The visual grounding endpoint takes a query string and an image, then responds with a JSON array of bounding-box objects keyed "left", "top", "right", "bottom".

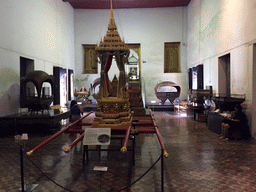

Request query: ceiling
[{"left": 63, "top": 0, "right": 192, "bottom": 9}]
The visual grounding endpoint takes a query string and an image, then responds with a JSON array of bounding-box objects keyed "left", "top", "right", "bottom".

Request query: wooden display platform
[
  {"left": 0, "top": 110, "right": 71, "bottom": 127},
  {"left": 147, "top": 104, "right": 174, "bottom": 111}
]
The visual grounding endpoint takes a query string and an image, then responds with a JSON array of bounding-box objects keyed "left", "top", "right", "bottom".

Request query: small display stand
[
  {"left": 83, "top": 128, "right": 111, "bottom": 146},
  {"left": 82, "top": 128, "right": 111, "bottom": 192},
  {"left": 82, "top": 128, "right": 111, "bottom": 165}
]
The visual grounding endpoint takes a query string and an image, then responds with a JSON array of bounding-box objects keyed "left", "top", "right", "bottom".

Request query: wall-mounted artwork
[
  {"left": 60, "top": 69, "right": 67, "bottom": 107},
  {"left": 164, "top": 42, "right": 180, "bottom": 73},
  {"left": 192, "top": 66, "right": 198, "bottom": 90},
  {"left": 83, "top": 44, "right": 98, "bottom": 74}
]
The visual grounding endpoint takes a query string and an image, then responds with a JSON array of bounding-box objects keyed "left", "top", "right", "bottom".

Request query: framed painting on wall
[
  {"left": 164, "top": 42, "right": 181, "bottom": 73},
  {"left": 82, "top": 44, "right": 98, "bottom": 74}
]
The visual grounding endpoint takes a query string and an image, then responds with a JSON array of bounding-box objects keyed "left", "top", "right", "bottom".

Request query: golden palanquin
[{"left": 92, "top": 1, "right": 131, "bottom": 128}]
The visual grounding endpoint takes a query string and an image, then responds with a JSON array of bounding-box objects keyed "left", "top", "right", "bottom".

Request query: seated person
[
  {"left": 70, "top": 100, "right": 83, "bottom": 129},
  {"left": 204, "top": 95, "right": 216, "bottom": 112},
  {"left": 219, "top": 104, "right": 250, "bottom": 140}
]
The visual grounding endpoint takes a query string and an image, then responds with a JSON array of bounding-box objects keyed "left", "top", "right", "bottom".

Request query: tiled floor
[{"left": 1, "top": 111, "right": 256, "bottom": 192}]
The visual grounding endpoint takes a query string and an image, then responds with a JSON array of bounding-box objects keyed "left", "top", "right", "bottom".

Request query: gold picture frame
[
  {"left": 164, "top": 42, "right": 181, "bottom": 73},
  {"left": 82, "top": 44, "right": 98, "bottom": 74}
]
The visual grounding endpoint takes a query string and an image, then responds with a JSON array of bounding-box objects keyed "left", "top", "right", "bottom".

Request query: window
[{"left": 164, "top": 42, "right": 180, "bottom": 73}]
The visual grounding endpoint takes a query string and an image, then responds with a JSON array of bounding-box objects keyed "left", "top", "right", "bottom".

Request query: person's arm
[
  {"left": 231, "top": 118, "right": 239, "bottom": 122},
  {"left": 78, "top": 105, "right": 83, "bottom": 115},
  {"left": 231, "top": 111, "right": 246, "bottom": 122},
  {"left": 231, "top": 114, "right": 239, "bottom": 121}
]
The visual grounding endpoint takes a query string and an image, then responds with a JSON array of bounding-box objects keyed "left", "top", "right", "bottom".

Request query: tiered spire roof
[{"left": 96, "top": 0, "right": 129, "bottom": 52}]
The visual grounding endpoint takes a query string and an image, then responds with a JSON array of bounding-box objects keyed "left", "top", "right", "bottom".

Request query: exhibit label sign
[{"left": 83, "top": 128, "right": 111, "bottom": 145}]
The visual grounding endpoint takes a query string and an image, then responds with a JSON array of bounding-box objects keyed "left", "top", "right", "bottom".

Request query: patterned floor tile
[{"left": 1, "top": 112, "right": 256, "bottom": 191}]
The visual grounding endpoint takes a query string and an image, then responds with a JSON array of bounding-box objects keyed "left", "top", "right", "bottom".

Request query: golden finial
[
  {"left": 120, "top": 146, "right": 127, "bottom": 153},
  {"left": 26, "top": 150, "right": 33, "bottom": 156},
  {"left": 164, "top": 151, "right": 169, "bottom": 158},
  {"left": 108, "top": 0, "right": 117, "bottom": 31},
  {"left": 64, "top": 146, "right": 71, "bottom": 153}
]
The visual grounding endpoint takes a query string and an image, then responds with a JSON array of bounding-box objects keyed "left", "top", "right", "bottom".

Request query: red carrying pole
[
  {"left": 120, "top": 124, "right": 132, "bottom": 153},
  {"left": 26, "top": 111, "right": 93, "bottom": 156},
  {"left": 149, "top": 110, "right": 169, "bottom": 158},
  {"left": 120, "top": 111, "right": 134, "bottom": 153},
  {"left": 64, "top": 129, "right": 84, "bottom": 134},
  {"left": 78, "top": 122, "right": 92, "bottom": 126},
  {"left": 132, "top": 122, "right": 153, "bottom": 126},
  {"left": 64, "top": 133, "right": 85, "bottom": 153}
]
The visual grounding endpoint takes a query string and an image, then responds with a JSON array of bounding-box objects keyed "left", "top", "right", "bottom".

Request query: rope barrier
[
  {"left": 21, "top": 111, "right": 167, "bottom": 191},
  {"left": 24, "top": 148, "right": 73, "bottom": 192},
  {"left": 117, "top": 154, "right": 162, "bottom": 191},
  {"left": 24, "top": 146, "right": 162, "bottom": 192}
]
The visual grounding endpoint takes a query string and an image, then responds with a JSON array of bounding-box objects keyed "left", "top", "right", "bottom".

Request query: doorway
[
  {"left": 53, "top": 66, "right": 68, "bottom": 108},
  {"left": 218, "top": 53, "right": 230, "bottom": 96},
  {"left": 20, "top": 57, "right": 34, "bottom": 107},
  {"left": 68, "top": 69, "right": 74, "bottom": 101}
]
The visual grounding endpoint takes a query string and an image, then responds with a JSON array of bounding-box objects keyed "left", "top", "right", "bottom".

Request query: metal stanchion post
[
  {"left": 161, "top": 148, "right": 164, "bottom": 192},
  {"left": 98, "top": 145, "right": 101, "bottom": 160},
  {"left": 132, "top": 135, "right": 135, "bottom": 165},
  {"left": 132, "top": 120, "right": 139, "bottom": 165},
  {"left": 82, "top": 145, "right": 89, "bottom": 166},
  {"left": 20, "top": 145, "right": 25, "bottom": 192},
  {"left": 15, "top": 118, "right": 17, "bottom": 135},
  {"left": 82, "top": 145, "right": 86, "bottom": 166},
  {"left": 19, "top": 134, "right": 38, "bottom": 191},
  {"left": 86, "top": 145, "right": 89, "bottom": 164}
]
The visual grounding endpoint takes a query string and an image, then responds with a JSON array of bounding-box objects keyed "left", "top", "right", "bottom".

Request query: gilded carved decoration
[{"left": 164, "top": 43, "right": 181, "bottom": 73}]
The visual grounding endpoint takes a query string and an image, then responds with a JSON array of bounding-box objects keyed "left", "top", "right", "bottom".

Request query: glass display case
[
  {"left": 212, "top": 93, "right": 246, "bottom": 112},
  {"left": 127, "top": 54, "right": 139, "bottom": 80}
]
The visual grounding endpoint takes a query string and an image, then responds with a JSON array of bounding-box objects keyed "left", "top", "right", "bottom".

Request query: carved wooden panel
[
  {"left": 164, "top": 42, "right": 181, "bottom": 73},
  {"left": 83, "top": 44, "right": 98, "bottom": 74}
]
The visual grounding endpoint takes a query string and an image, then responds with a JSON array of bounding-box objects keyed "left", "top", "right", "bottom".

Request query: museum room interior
[{"left": 1, "top": 0, "right": 256, "bottom": 191}]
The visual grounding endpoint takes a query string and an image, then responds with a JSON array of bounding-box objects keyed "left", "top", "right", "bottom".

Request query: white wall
[
  {"left": 187, "top": 0, "right": 256, "bottom": 136},
  {"left": 252, "top": 44, "right": 256, "bottom": 138},
  {"left": 74, "top": 7, "right": 188, "bottom": 104},
  {"left": 0, "top": 0, "right": 74, "bottom": 116}
]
